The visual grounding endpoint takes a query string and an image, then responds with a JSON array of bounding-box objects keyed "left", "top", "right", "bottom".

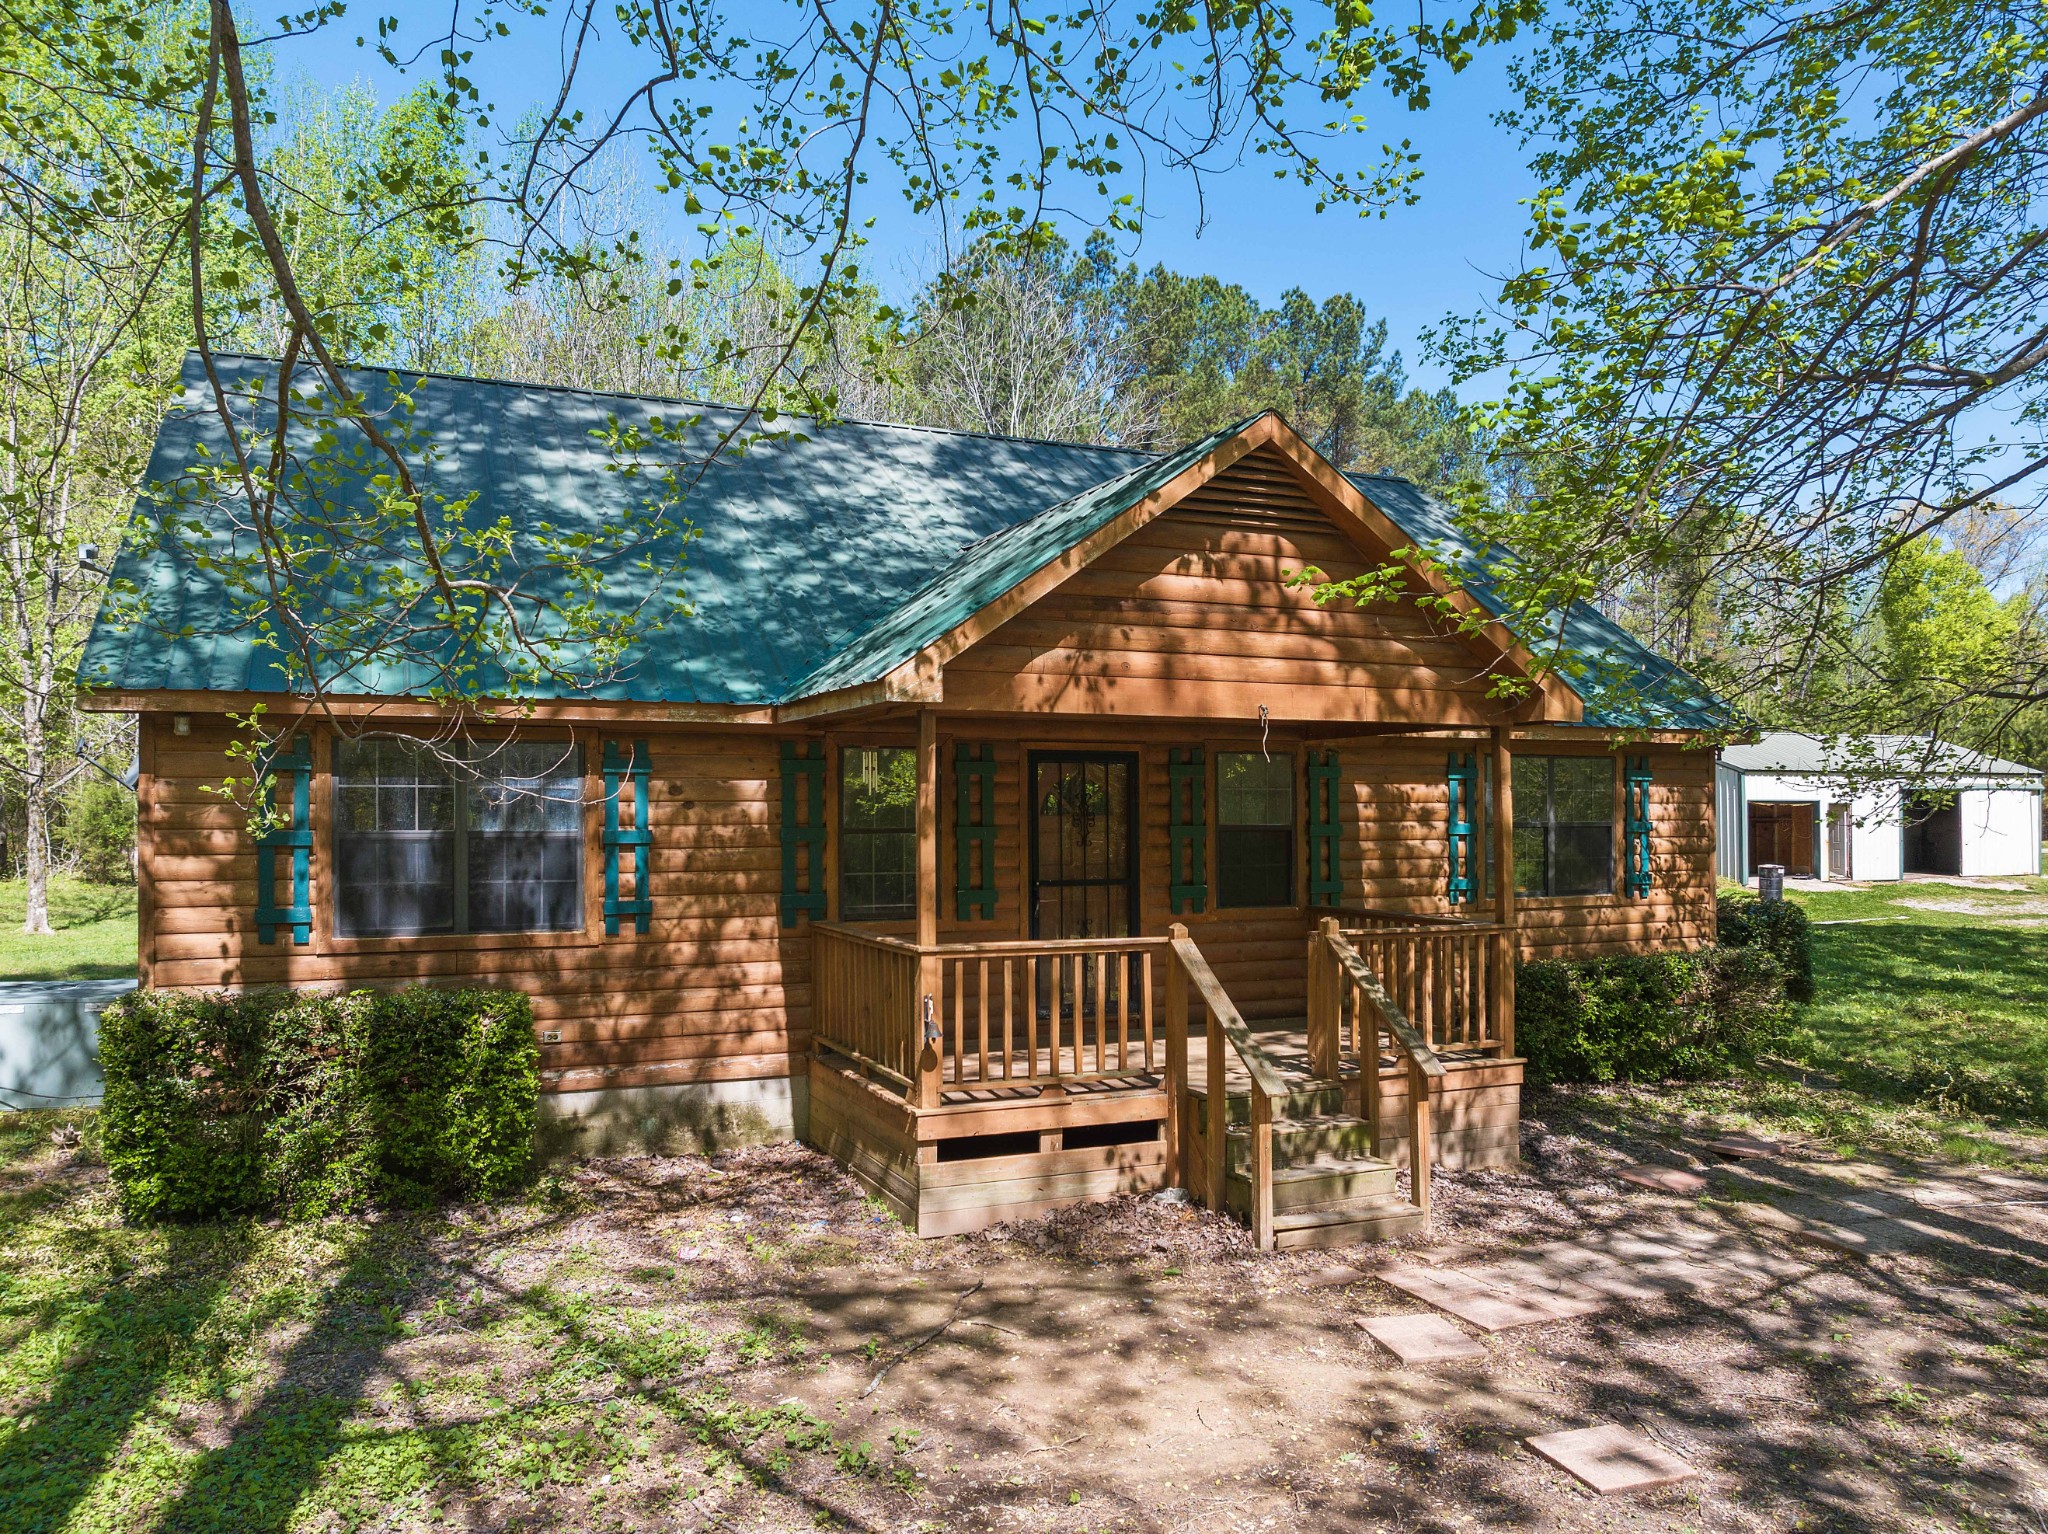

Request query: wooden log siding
[
  {"left": 134, "top": 709, "right": 1713, "bottom": 1096},
  {"left": 944, "top": 447, "right": 1518, "bottom": 724},
  {"left": 1335, "top": 739, "right": 1716, "bottom": 963},
  {"left": 138, "top": 715, "right": 816, "bottom": 1093}
]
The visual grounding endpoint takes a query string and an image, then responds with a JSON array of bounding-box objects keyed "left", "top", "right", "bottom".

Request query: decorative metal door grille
[{"left": 1028, "top": 752, "right": 1140, "bottom": 1033}]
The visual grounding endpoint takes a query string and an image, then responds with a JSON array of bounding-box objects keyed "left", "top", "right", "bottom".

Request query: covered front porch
[
  {"left": 806, "top": 904, "right": 1521, "bottom": 1243},
  {"left": 797, "top": 705, "right": 1529, "bottom": 1246}
]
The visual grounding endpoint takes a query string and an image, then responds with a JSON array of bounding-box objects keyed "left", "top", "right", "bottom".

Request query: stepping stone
[
  {"left": 1901, "top": 1183, "right": 1981, "bottom": 1208},
  {"left": 1381, "top": 1265, "right": 1606, "bottom": 1332},
  {"left": 1356, "top": 1312, "right": 1487, "bottom": 1364},
  {"left": 1620, "top": 1166, "right": 1708, "bottom": 1195},
  {"left": 1705, "top": 1134, "right": 1780, "bottom": 1161},
  {"left": 1525, "top": 1424, "right": 1698, "bottom": 1495},
  {"left": 1789, "top": 1218, "right": 1917, "bottom": 1261}
]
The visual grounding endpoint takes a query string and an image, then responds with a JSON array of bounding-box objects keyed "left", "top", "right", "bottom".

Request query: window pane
[
  {"left": 1217, "top": 826, "right": 1293, "bottom": 908},
  {"left": 334, "top": 737, "right": 456, "bottom": 936},
  {"left": 1551, "top": 757, "right": 1614, "bottom": 822},
  {"left": 1504, "top": 755, "right": 1615, "bottom": 895},
  {"left": 1511, "top": 756, "right": 1547, "bottom": 826},
  {"left": 466, "top": 742, "right": 584, "bottom": 934},
  {"left": 1218, "top": 752, "right": 1293, "bottom": 826},
  {"left": 1552, "top": 823, "right": 1613, "bottom": 896},
  {"left": 842, "top": 748, "right": 916, "bottom": 830},
  {"left": 841, "top": 747, "right": 917, "bottom": 919},
  {"left": 1512, "top": 824, "right": 1548, "bottom": 897}
]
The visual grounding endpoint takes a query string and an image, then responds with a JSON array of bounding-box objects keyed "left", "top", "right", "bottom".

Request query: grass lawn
[
  {"left": 0, "top": 876, "right": 138, "bottom": 982},
  {"left": 1778, "top": 872, "right": 2048, "bottom": 1128}
]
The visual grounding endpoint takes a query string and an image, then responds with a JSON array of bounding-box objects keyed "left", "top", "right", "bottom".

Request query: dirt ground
[{"left": 7, "top": 1090, "right": 2048, "bottom": 1534}]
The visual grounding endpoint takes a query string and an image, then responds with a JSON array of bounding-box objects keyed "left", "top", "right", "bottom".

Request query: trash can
[{"left": 1758, "top": 863, "right": 1785, "bottom": 903}]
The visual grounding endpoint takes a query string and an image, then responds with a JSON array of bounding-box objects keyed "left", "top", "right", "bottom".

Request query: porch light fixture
[{"left": 172, "top": 714, "right": 191, "bottom": 737}]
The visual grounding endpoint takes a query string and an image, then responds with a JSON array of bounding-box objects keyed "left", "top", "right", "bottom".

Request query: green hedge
[
  {"left": 1715, "top": 891, "right": 1814, "bottom": 1002},
  {"left": 1515, "top": 946, "right": 1794, "bottom": 1087},
  {"left": 99, "top": 985, "right": 539, "bottom": 1222}
]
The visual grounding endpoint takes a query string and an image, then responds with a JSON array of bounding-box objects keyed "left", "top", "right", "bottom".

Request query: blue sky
[{"left": 273, "top": 10, "right": 1539, "bottom": 395}]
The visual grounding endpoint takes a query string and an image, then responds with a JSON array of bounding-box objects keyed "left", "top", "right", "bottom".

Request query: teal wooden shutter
[
  {"left": 954, "top": 744, "right": 996, "bottom": 920},
  {"left": 602, "top": 739, "right": 653, "bottom": 936},
  {"left": 1167, "top": 747, "right": 1207, "bottom": 915},
  {"left": 1307, "top": 749, "right": 1342, "bottom": 907},
  {"left": 255, "top": 733, "right": 313, "bottom": 945},
  {"left": 780, "top": 740, "right": 827, "bottom": 927},
  {"left": 1447, "top": 751, "right": 1479, "bottom": 906},
  {"left": 1625, "top": 755, "right": 1654, "bottom": 897}
]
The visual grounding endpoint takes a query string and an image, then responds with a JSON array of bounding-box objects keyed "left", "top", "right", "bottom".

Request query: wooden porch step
[
  {"left": 1270, "top": 1195, "right": 1427, "bottom": 1250},
  {"left": 1224, "top": 1113, "right": 1376, "bottom": 1173},
  {"left": 1189, "top": 1079, "right": 1347, "bottom": 1125},
  {"left": 1224, "top": 1149, "right": 1400, "bottom": 1217}
]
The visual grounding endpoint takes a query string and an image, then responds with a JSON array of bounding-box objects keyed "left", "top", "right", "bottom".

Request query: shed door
[
  {"left": 1028, "top": 752, "right": 1138, "bottom": 938},
  {"left": 1827, "top": 805, "right": 1852, "bottom": 879}
]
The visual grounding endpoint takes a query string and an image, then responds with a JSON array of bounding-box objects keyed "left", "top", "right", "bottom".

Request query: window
[
  {"left": 840, "top": 747, "right": 916, "bottom": 920},
  {"left": 1216, "top": 751, "right": 1294, "bottom": 907},
  {"left": 1512, "top": 755, "right": 1615, "bottom": 896},
  {"left": 334, "top": 738, "right": 584, "bottom": 937}
]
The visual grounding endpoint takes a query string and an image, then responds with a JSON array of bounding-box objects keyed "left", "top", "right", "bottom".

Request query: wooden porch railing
[
  {"left": 1319, "top": 909, "right": 1514, "bottom": 1057},
  {"left": 1308, "top": 925, "right": 1447, "bottom": 1216},
  {"left": 811, "top": 924, "right": 925, "bottom": 1091},
  {"left": 811, "top": 924, "right": 1171, "bottom": 1107},
  {"left": 1166, "top": 922, "right": 1286, "bottom": 1250},
  {"left": 932, "top": 936, "right": 1169, "bottom": 1089}
]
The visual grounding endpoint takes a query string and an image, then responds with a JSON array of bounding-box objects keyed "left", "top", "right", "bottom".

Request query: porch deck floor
[{"left": 934, "top": 1023, "right": 1499, "bottom": 1106}]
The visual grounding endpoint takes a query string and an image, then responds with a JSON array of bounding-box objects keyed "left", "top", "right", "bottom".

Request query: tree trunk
[{"left": 21, "top": 729, "right": 52, "bottom": 935}]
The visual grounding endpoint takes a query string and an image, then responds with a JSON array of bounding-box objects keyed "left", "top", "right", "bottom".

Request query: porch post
[
  {"left": 913, "top": 709, "right": 944, "bottom": 1108},
  {"left": 1164, "top": 923, "right": 1190, "bottom": 1188},
  {"left": 1306, "top": 915, "right": 1342, "bottom": 1081},
  {"left": 1491, "top": 725, "right": 1517, "bottom": 1058}
]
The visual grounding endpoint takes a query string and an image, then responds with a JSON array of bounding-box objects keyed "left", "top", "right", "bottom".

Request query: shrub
[
  {"left": 98, "top": 989, "right": 274, "bottom": 1220},
  {"left": 1515, "top": 945, "right": 1794, "bottom": 1087},
  {"left": 1716, "top": 890, "right": 1814, "bottom": 1002},
  {"left": 58, "top": 778, "right": 136, "bottom": 883},
  {"left": 98, "top": 985, "right": 538, "bottom": 1222}
]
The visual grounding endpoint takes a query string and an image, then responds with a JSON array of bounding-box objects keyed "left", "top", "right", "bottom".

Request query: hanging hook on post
[{"left": 1258, "top": 702, "right": 1271, "bottom": 762}]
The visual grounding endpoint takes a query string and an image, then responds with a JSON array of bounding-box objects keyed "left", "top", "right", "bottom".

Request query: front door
[{"left": 1028, "top": 752, "right": 1138, "bottom": 938}]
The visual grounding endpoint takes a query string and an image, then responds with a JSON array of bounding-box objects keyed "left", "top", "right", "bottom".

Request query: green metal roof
[
  {"left": 784, "top": 414, "right": 1257, "bottom": 699},
  {"left": 1345, "top": 473, "right": 1735, "bottom": 732},
  {"left": 81, "top": 353, "right": 1728, "bottom": 730}
]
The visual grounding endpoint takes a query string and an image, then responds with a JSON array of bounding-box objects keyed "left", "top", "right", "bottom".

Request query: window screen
[
  {"left": 334, "top": 737, "right": 584, "bottom": 937},
  {"left": 335, "top": 738, "right": 456, "bottom": 937},
  {"left": 1512, "top": 755, "right": 1615, "bottom": 896},
  {"left": 840, "top": 747, "right": 916, "bottom": 920},
  {"left": 467, "top": 743, "right": 585, "bottom": 933},
  {"left": 1216, "top": 752, "right": 1294, "bottom": 908}
]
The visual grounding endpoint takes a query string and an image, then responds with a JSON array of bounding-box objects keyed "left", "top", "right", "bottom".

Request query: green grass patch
[
  {"left": 1780, "top": 877, "right": 2048, "bottom": 1124},
  {"left": 0, "top": 877, "right": 137, "bottom": 982},
  {"left": 0, "top": 1109, "right": 907, "bottom": 1534}
]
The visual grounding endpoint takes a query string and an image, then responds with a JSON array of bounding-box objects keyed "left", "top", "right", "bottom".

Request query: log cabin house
[{"left": 82, "top": 355, "right": 1728, "bottom": 1249}]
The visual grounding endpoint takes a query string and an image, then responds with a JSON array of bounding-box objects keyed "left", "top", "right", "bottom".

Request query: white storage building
[{"left": 1716, "top": 732, "right": 2044, "bottom": 883}]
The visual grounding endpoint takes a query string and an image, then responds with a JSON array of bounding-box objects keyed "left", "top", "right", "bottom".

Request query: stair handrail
[
  {"left": 1165, "top": 923, "right": 1285, "bottom": 1250},
  {"left": 1324, "top": 932, "right": 1446, "bottom": 1219}
]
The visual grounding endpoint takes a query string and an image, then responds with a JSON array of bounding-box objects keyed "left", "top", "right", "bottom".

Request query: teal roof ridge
[{"left": 783, "top": 413, "right": 1265, "bottom": 700}]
